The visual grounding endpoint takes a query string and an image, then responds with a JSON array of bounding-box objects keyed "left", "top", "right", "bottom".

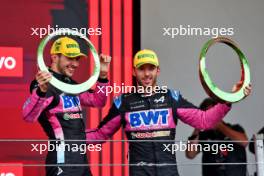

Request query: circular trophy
[
  {"left": 37, "top": 29, "right": 100, "bottom": 94},
  {"left": 199, "top": 37, "right": 250, "bottom": 103}
]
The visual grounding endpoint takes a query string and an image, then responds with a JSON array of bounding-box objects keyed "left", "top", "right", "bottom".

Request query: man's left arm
[
  {"left": 79, "top": 79, "right": 109, "bottom": 107},
  {"left": 79, "top": 54, "right": 111, "bottom": 107},
  {"left": 177, "top": 82, "right": 251, "bottom": 130},
  {"left": 177, "top": 97, "right": 231, "bottom": 130}
]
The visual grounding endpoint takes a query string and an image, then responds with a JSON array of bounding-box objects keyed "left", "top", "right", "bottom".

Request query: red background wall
[{"left": 0, "top": 0, "right": 133, "bottom": 175}]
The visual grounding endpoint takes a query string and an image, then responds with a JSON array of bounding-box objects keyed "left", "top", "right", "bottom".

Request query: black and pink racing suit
[
  {"left": 86, "top": 90, "right": 231, "bottom": 176},
  {"left": 22, "top": 70, "right": 109, "bottom": 176}
]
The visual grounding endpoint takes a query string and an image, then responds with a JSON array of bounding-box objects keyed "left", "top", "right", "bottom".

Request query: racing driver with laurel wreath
[
  {"left": 22, "top": 36, "right": 111, "bottom": 176},
  {"left": 86, "top": 49, "right": 252, "bottom": 176}
]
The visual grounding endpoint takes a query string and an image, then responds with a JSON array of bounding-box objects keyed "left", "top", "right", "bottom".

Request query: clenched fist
[
  {"left": 36, "top": 71, "right": 52, "bottom": 92},
  {"left": 99, "top": 54, "right": 111, "bottom": 79}
]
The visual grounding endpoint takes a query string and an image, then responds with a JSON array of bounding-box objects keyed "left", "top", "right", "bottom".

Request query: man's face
[
  {"left": 54, "top": 54, "right": 80, "bottom": 77},
  {"left": 133, "top": 64, "right": 160, "bottom": 88}
]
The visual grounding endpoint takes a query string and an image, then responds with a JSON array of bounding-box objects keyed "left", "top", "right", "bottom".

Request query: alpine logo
[
  {"left": 129, "top": 109, "right": 169, "bottom": 128},
  {"left": 154, "top": 96, "right": 165, "bottom": 103},
  {"left": 0, "top": 47, "right": 23, "bottom": 77}
]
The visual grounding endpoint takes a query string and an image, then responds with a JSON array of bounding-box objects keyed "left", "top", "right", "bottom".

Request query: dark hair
[{"left": 199, "top": 98, "right": 217, "bottom": 110}]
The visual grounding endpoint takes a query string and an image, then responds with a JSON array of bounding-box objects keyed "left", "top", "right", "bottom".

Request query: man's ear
[
  {"left": 157, "top": 66, "right": 160, "bottom": 76},
  {"left": 51, "top": 54, "right": 59, "bottom": 63},
  {"left": 132, "top": 67, "right": 136, "bottom": 76}
]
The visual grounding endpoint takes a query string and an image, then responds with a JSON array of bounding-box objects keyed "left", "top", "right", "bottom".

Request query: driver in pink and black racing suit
[
  {"left": 86, "top": 49, "right": 252, "bottom": 176},
  {"left": 22, "top": 36, "right": 111, "bottom": 176}
]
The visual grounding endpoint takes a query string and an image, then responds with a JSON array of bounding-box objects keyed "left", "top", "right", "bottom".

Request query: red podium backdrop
[{"left": 0, "top": 0, "right": 134, "bottom": 175}]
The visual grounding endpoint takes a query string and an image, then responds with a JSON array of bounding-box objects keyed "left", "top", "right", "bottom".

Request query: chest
[
  {"left": 49, "top": 94, "right": 82, "bottom": 114},
  {"left": 121, "top": 94, "right": 177, "bottom": 131}
]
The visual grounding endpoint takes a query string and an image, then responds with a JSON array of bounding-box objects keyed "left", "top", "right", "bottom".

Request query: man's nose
[{"left": 144, "top": 69, "right": 150, "bottom": 76}]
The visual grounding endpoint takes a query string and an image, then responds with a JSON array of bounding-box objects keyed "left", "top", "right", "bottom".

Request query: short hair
[{"left": 199, "top": 98, "right": 217, "bottom": 110}]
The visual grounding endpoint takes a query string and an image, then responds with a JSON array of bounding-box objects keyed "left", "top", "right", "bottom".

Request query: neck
[{"left": 50, "top": 64, "right": 60, "bottom": 74}]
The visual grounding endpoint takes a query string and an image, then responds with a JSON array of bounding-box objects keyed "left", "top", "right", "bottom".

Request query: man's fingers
[
  {"left": 36, "top": 70, "right": 48, "bottom": 76},
  {"left": 245, "top": 84, "right": 252, "bottom": 91},
  {"left": 247, "top": 83, "right": 252, "bottom": 89},
  {"left": 244, "top": 89, "right": 249, "bottom": 96},
  {"left": 36, "top": 71, "right": 50, "bottom": 77},
  {"left": 36, "top": 72, "right": 52, "bottom": 85},
  {"left": 36, "top": 72, "right": 51, "bottom": 79},
  {"left": 100, "top": 54, "right": 106, "bottom": 62},
  {"left": 100, "top": 54, "right": 112, "bottom": 63},
  {"left": 243, "top": 83, "right": 252, "bottom": 96},
  {"left": 102, "top": 56, "right": 111, "bottom": 63},
  {"left": 106, "top": 56, "right": 111, "bottom": 63},
  {"left": 44, "top": 72, "right": 52, "bottom": 78},
  {"left": 37, "top": 75, "right": 51, "bottom": 83},
  {"left": 35, "top": 71, "right": 52, "bottom": 92},
  {"left": 102, "top": 56, "right": 107, "bottom": 63},
  {"left": 232, "top": 81, "right": 252, "bottom": 93},
  {"left": 41, "top": 75, "right": 52, "bottom": 82},
  {"left": 39, "top": 77, "right": 52, "bottom": 86}
]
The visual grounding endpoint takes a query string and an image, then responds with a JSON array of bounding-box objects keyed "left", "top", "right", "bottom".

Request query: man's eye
[{"left": 149, "top": 67, "right": 155, "bottom": 71}]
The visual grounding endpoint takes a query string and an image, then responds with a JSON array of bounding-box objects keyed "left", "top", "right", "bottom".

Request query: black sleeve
[
  {"left": 29, "top": 79, "right": 59, "bottom": 109},
  {"left": 231, "top": 124, "right": 245, "bottom": 133},
  {"left": 178, "top": 94, "right": 198, "bottom": 109},
  {"left": 168, "top": 89, "right": 198, "bottom": 109},
  {"left": 97, "top": 103, "right": 121, "bottom": 128},
  {"left": 30, "top": 80, "right": 38, "bottom": 93},
  {"left": 85, "top": 102, "right": 122, "bottom": 142},
  {"left": 30, "top": 79, "right": 46, "bottom": 97},
  {"left": 199, "top": 131, "right": 212, "bottom": 140}
]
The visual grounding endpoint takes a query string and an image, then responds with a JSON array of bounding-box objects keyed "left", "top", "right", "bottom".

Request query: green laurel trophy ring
[
  {"left": 37, "top": 29, "right": 100, "bottom": 94},
  {"left": 199, "top": 37, "right": 250, "bottom": 103}
]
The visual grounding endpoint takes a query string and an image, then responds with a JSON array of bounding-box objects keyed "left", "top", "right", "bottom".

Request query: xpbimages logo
[{"left": 0, "top": 47, "right": 23, "bottom": 77}]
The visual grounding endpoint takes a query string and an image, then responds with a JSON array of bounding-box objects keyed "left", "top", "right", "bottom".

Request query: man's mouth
[
  {"left": 142, "top": 78, "right": 152, "bottom": 85},
  {"left": 66, "top": 66, "right": 75, "bottom": 74}
]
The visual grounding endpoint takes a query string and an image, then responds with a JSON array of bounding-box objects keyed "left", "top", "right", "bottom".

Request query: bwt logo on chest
[
  {"left": 62, "top": 95, "right": 81, "bottom": 109},
  {"left": 129, "top": 109, "right": 169, "bottom": 128}
]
